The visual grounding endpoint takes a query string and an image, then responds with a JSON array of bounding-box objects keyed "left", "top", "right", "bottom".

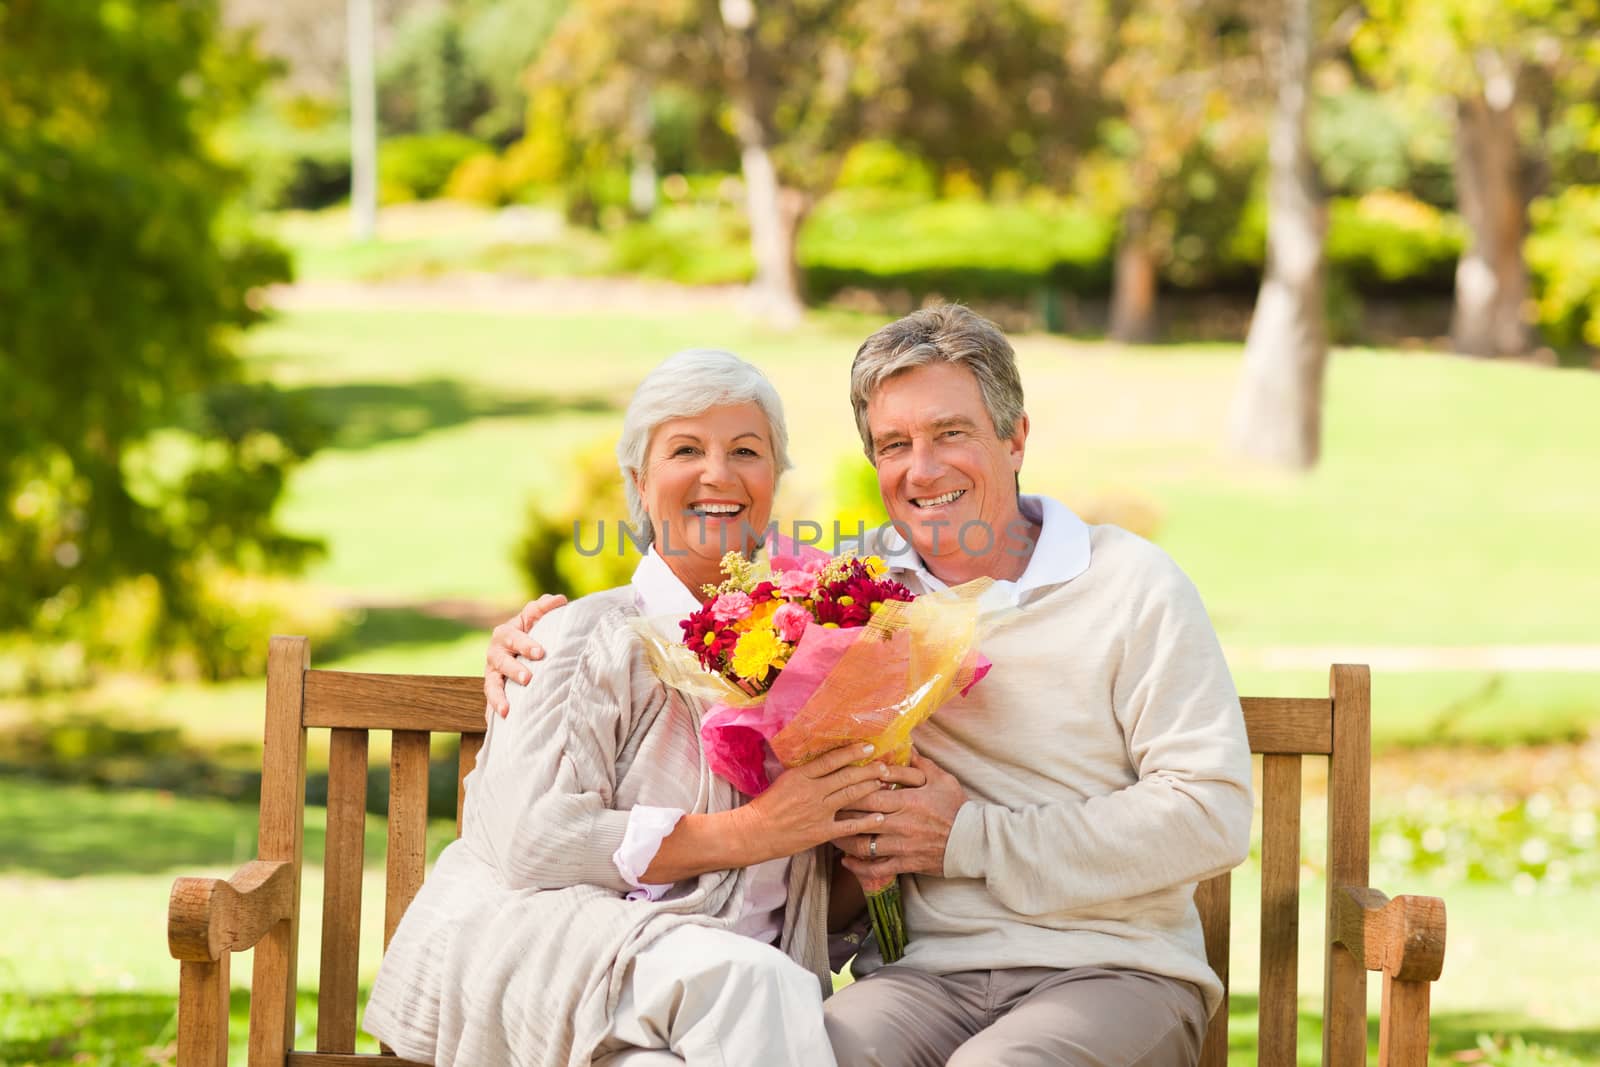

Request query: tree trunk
[
  {"left": 628, "top": 149, "right": 658, "bottom": 219},
  {"left": 1229, "top": 0, "right": 1328, "bottom": 470},
  {"left": 346, "top": 0, "right": 377, "bottom": 240},
  {"left": 628, "top": 86, "right": 657, "bottom": 219},
  {"left": 720, "top": 0, "right": 806, "bottom": 327},
  {"left": 1451, "top": 80, "right": 1534, "bottom": 357},
  {"left": 1109, "top": 206, "right": 1160, "bottom": 343},
  {"left": 737, "top": 133, "right": 808, "bottom": 326}
]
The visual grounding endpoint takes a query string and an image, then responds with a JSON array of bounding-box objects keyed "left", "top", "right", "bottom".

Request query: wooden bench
[{"left": 168, "top": 638, "right": 1446, "bottom": 1066}]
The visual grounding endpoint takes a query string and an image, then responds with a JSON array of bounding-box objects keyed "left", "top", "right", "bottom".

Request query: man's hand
[
  {"left": 838, "top": 751, "right": 967, "bottom": 881},
  {"left": 484, "top": 594, "right": 567, "bottom": 719},
  {"left": 646, "top": 744, "right": 906, "bottom": 883}
]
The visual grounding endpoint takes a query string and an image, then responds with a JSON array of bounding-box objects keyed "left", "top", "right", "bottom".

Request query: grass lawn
[{"left": 2, "top": 776, "right": 1595, "bottom": 1066}]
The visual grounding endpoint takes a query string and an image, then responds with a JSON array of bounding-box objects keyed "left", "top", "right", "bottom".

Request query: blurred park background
[{"left": 2, "top": 0, "right": 1599, "bottom": 1063}]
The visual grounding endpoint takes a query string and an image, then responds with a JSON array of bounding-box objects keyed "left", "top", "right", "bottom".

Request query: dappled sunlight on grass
[{"left": 0, "top": 773, "right": 458, "bottom": 878}]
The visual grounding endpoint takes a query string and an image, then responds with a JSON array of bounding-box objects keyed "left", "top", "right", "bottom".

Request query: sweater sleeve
[
  {"left": 462, "top": 601, "right": 660, "bottom": 895},
  {"left": 942, "top": 556, "right": 1254, "bottom": 914}
]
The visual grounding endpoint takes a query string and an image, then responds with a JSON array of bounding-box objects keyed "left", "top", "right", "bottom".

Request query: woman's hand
[
  {"left": 640, "top": 743, "right": 922, "bottom": 882},
  {"left": 484, "top": 594, "right": 567, "bottom": 719},
  {"left": 738, "top": 744, "right": 925, "bottom": 861}
]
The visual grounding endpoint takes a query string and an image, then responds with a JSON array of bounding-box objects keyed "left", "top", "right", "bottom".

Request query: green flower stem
[{"left": 865, "top": 880, "right": 907, "bottom": 963}]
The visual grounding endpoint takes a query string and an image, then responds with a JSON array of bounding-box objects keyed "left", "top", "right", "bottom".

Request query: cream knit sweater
[{"left": 866, "top": 521, "right": 1253, "bottom": 1017}]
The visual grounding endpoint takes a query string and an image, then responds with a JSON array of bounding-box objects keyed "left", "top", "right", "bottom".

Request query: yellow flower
[
  {"left": 731, "top": 627, "right": 785, "bottom": 680},
  {"left": 864, "top": 556, "right": 887, "bottom": 578},
  {"left": 747, "top": 599, "right": 780, "bottom": 628}
]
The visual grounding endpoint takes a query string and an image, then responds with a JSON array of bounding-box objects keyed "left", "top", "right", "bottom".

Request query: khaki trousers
[
  {"left": 592, "top": 924, "right": 837, "bottom": 1067},
  {"left": 824, "top": 965, "right": 1206, "bottom": 1067}
]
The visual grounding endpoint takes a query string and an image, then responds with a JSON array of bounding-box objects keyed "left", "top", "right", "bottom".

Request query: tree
[
  {"left": 0, "top": 0, "right": 322, "bottom": 671},
  {"left": 1084, "top": 0, "right": 1260, "bottom": 342},
  {"left": 711, "top": 0, "right": 836, "bottom": 323},
  {"left": 1354, "top": 0, "right": 1600, "bottom": 357},
  {"left": 222, "top": 0, "right": 434, "bottom": 100},
  {"left": 1229, "top": 0, "right": 1329, "bottom": 468},
  {"left": 535, "top": 0, "right": 1070, "bottom": 325}
]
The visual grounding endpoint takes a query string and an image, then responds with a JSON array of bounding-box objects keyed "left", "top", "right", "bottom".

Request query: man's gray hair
[
  {"left": 849, "top": 304, "right": 1025, "bottom": 456},
  {"left": 618, "top": 349, "right": 792, "bottom": 544}
]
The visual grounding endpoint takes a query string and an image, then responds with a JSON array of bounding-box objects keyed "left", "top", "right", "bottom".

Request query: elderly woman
[{"left": 364, "top": 350, "right": 909, "bottom": 1067}]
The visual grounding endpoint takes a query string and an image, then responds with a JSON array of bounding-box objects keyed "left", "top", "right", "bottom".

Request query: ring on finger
[{"left": 868, "top": 835, "right": 878, "bottom": 859}]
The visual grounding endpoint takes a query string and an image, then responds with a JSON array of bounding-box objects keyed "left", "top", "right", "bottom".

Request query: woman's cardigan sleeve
[{"left": 461, "top": 599, "right": 666, "bottom": 895}]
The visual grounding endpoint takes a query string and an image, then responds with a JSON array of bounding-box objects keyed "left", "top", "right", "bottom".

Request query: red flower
[
  {"left": 708, "top": 627, "right": 739, "bottom": 662},
  {"left": 681, "top": 607, "right": 730, "bottom": 668},
  {"left": 812, "top": 596, "right": 851, "bottom": 627},
  {"left": 815, "top": 562, "right": 912, "bottom": 629}
]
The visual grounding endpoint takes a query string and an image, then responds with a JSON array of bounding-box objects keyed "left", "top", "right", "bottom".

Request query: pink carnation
[
  {"left": 711, "top": 590, "right": 753, "bottom": 624},
  {"left": 776, "top": 568, "right": 818, "bottom": 598},
  {"left": 772, "top": 602, "right": 811, "bottom": 642}
]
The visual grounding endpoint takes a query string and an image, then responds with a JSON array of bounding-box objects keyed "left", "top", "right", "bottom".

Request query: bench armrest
[
  {"left": 1331, "top": 885, "right": 1447, "bottom": 982},
  {"left": 168, "top": 859, "right": 296, "bottom": 962}
]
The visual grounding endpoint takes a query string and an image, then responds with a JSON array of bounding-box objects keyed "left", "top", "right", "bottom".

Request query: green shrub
[
  {"left": 514, "top": 441, "right": 639, "bottom": 601},
  {"left": 379, "top": 132, "right": 491, "bottom": 202},
  {"left": 499, "top": 136, "right": 565, "bottom": 201},
  {"left": 486, "top": 86, "right": 573, "bottom": 202},
  {"left": 835, "top": 141, "right": 938, "bottom": 198},
  {"left": 1222, "top": 189, "right": 1462, "bottom": 297},
  {"left": 232, "top": 115, "right": 352, "bottom": 211},
  {"left": 798, "top": 193, "right": 1114, "bottom": 302},
  {"left": 562, "top": 163, "right": 634, "bottom": 227},
  {"left": 831, "top": 455, "right": 888, "bottom": 537},
  {"left": 1326, "top": 191, "right": 1463, "bottom": 292},
  {"left": 1528, "top": 185, "right": 1600, "bottom": 353},
  {"left": 378, "top": 5, "right": 487, "bottom": 136},
  {"left": 609, "top": 204, "right": 754, "bottom": 284},
  {"left": 443, "top": 151, "right": 508, "bottom": 205},
  {"left": 1312, "top": 87, "right": 1456, "bottom": 208}
]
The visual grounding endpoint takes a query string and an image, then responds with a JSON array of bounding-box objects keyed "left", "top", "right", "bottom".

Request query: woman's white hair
[{"left": 618, "top": 349, "right": 792, "bottom": 544}]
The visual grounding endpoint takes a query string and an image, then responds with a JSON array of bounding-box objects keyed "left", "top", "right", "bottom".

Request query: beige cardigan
[{"left": 364, "top": 587, "right": 831, "bottom": 1066}]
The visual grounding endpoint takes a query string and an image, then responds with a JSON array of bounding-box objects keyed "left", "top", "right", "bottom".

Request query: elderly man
[{"left": 488, "top": 305, "right": 1252, "bottom": 1066}]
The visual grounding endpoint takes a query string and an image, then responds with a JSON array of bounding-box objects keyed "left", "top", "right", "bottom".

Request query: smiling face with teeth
[
  {"left": 633, "top": 401, "right": 777, "bottom": 597},
  {"left": 866, "top": 361, "right": 1035, "bottom": 585}
]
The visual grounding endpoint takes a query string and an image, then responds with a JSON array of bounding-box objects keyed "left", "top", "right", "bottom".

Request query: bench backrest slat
[
  {"left": 1243, "top": 696, "right": 1332, "bottom": 754},
  {"left": 1195, "top": 871, "right": 1232, "bottom": 1067},
  {"left": 1259, "top": 753, "right": 1304, "bottom": 1065},
  {"left": 254, "top": 636, "right": 311, "bottom": 1066},
  {"left": 384, "top": 730, "right": 433, "bottom": 953},
  {"left": 316, "top": 728, "right": 369, "bottom": 1054},
  {"left": 303, "top": 671, "right": 486, "bottom": 733},
  {"left": 1323, "top": 666, "right": 1373, "bottom": 1065},
  {"left": 281, "top": 657, "right": 1368, "bottom": 1067}
]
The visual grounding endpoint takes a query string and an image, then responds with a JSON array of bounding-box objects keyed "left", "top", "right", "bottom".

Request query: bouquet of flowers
[{"left": 630, "top": 541, "right": 991, "bottom": 963}]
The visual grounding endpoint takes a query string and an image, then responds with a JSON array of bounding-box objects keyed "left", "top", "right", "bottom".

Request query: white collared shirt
[{"left": 613, "top": 547, "right": 789, "bottom": 944}]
